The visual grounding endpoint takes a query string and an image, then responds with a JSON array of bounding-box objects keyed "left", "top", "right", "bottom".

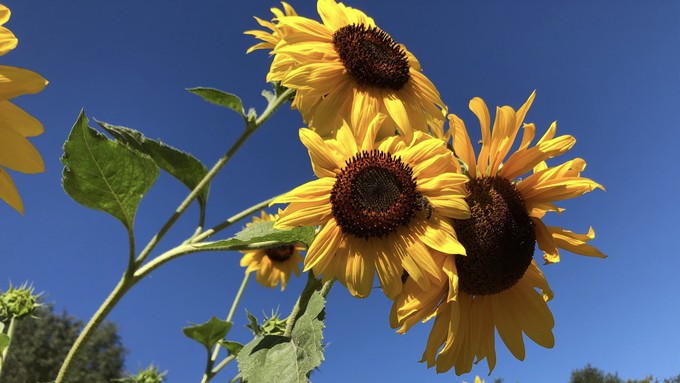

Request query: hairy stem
[
  {"left": 0, "top": 317, "right": 17, "bottom": 376},
  {"left": 55, "top": 275, "right": 134, "bottom": 383},
  {"left": 201, "top": 272, "right": 251, "bottom": 383},
  {"left": 135, "top": 87, "right": 295, "bottom": 267},
  {"left": 284, "top": 272, "right": 322, "bottom": 338},
  {"left": 189, "top": 196, "right": 276, "bottom": 244},
  {"left": 55, "top": 87, "right": 295, "bottom": 383}
]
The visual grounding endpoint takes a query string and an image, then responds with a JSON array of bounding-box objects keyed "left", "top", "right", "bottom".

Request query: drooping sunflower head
[
  {"left": 239, "top": 210, "right": 304, "bottom": 291},
  {"left": 272, "top": 115, "right": 469, "bottom": 298},
  {"left": 0, "top": 4, "right": 48, "bottom": 214},
  {"left": 449, "top": 91, "right": 606, "bottom": 268},
  {"left": 391, "top": 93, "right": 606, "bottom": 376},
  {"left": 248, "top": 0, "right": 445, "bottom": 141}
]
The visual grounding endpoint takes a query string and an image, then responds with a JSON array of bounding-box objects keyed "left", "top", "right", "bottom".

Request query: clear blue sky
[{"left": 2, "top": 1, "right": 679, "bottom": 382}]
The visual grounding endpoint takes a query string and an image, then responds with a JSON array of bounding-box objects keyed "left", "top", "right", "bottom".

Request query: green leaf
[
  {"left": 61, "top": 111, "right": 159, "bottom": 231},
  {"left": 0, "top": 332, "right": 9, "bottom": 353},
  {"left": 245, "top": 310, "right": 261, "bottom": 336},
  {"left": 218, "top": 340, "right": 244, "bottom": 357},
  {"left": 96, "top": 120, "right": 210, "bottom": 213},
  {"left": 194, "top": 221, "right": 316, "bottom": 252},
  {"left": 188, "top": 87, "right": 244, "bottom": 118},
  {"left": 237, "top": 291, "right": 326, "bottom": 383},
  {"left": 182, "top": 317, "right": 232, "bottom": 351}
]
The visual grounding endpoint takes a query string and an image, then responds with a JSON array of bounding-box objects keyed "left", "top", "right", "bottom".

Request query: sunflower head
[
  {"left": 391, "top": 93, "right": 606, "bottom": 376},
  {"left": 239, "top": 210, "right": 304, "bottom": 291},
  {"left": 272, "top": 115, "right": 469, "bottom": 298},
  {"left": 248, "top": 0, "right": 445, "bottom": 141}
]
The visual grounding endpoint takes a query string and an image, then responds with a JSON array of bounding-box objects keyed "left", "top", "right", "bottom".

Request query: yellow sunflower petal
[
  {"left": 303, "top": 219, "right": 342, "bottom": 273},
  {"left": 531, "top": 216, "right": 560, "bottom": 264},
  {"left": 450, "top": 114, "right": 477, "bottom": 176},
  {"left": 300, "top": 129, "right": 345, "bottom": 178},
  {"left": 500, "top": 134, "right": 576, "bottom": 180},
  {"left": 492, "top": 292, "right": 526, "bottom": 361},
  {"left": 520, "top": 157, "right": 587, "bottom": 193},
  {"left": 475, "top": 296, "right": 497, "bottom": 372},
  {"left": 372, "top": 238, "right": 403, "bottom": 299},
  {"left": 383, "top": 93, "right": 413, "bottom": 140},
  {"left": 416, "top": 216, "right": 467, "bottom": 255},
  {"left": 276, "top": 16, "right": 331, "bottom": 41},
  {"left": 470, "top": 97, "right": 491, "bottom": 174},
  {"left": 358, "top": 112, "right": 385, "bottom": 152},
  {"left": 0, "top": 100, "right": 44, "bottom": 137},
  {"left": 317, "top": 0, "right": 351, "bottom": 31},
  {"left": 518, "top": 123, "right": 536, "bottom": 150},
  {"left": 0, "top": 5, "right": 10, "bottom": 25},
  {"left": 401, "top": 232, "right": 440, "bottom": 288},
  {"left": 272, "top": 177, "right": 334, "bottom": 205},
  {"left": 274, "top": 200, "right": 332, "bottom": 229},
  {"left": 514, "top": 91, "right": 536, "bottom": 133},
  {"left": 524, "top": 261, "right": 554, "bottom": 301},
  {"left": 343, "top": 238, "right": 375, "bottom": 297},
  {"left": 520, "top": 177, "right": 604, "bottom": 205},
  {"left": 549, "top": 226, "right": 606, "bottom": 258},
  {"left": 488, "top": 106, "right": 516, "bottom": 175},
  {"left": 426, "top": 192, "right": 470, "bottom": 220},
  {"left": 0, "top": 65, "right": 48, "bottom": 100},
  {"left": 442, "top": 256, "right": 459, "bottom": 302},
  {"left": 421, "top": 302, "right": 452, "bottom": 367},
  {"left": 416, "top": 173, "right": 469, "bottom": 196},
  {"left": 0, "top": 127, "right": 44, "bottom": 173},
  {"left": 506, "top": 282, "right": 554, "bottom": 348},
  {"left": 0, "top": 26, "right": 17, "bottom": 56},
  {"left": 0, "top": 167, "right": 22, "bottom": 214}
]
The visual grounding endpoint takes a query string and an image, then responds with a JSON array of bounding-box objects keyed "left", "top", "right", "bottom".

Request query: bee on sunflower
[{"left": 272, "top": 114, "right": 470, "bottom": 299}]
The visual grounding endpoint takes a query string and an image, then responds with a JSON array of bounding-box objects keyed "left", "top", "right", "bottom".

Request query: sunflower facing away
[
  {"left": 391, "top": 92, "right": 605, "bottom": 375},
  {"left": 0, "top": 4, "right": 47, "bottom": 214},
  {"left": 240, "top": 210, "right": 305, "bottom": 291},
  {"left": 248, "top": 0, "right": 445, "bottom": 141},
  {"left": 272, "top": 115, "right": 470, "bottom": 299}
]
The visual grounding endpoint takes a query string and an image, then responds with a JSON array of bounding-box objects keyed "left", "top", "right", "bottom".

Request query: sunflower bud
[{"left": 0, "top": 283, "right": 41, "bottom": 321}]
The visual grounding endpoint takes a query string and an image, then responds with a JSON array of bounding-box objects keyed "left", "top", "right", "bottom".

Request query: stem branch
[
  {"left": 201, "top": 272, "right": 251, "bottom": 383},
  {"left": 55, "top": 275, "right": 134, "bottom": 383},
  {"left": 0, "top": 317, "right": 16, "bottom": 377}
]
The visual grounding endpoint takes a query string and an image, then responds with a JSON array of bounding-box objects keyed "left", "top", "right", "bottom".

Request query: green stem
[
  {"left": 201, "top": 272, "right": 251, "bottom": 383},
  {"left": 189, "top": 196, "right": 276, "bottom": 244},
  {"left": 55, "top": 275, "right": 134, "bottom": 383},
  {"left": 55, "top": 87, "right": 294, "bottom": 383},
  {"left": 227, "top": 272, "right": 251, "bottom": 323},
  {"left": 210, "top": 355, "right": 235, "bottom": 378},
  {"left": 0, "top": 317, "right": 16, "bottom": 376},
  {"left": 283, "top": 272, "right": 322, "bottom": 338},
  {"left": 135, "top": 87, "right": 295, "bottom": 267}
]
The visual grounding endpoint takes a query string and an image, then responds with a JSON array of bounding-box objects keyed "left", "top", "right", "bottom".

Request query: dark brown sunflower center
[
  {"left": 264, "top": 245, "right": 296, "bottom": 263},
  {"left": 453, "top": 177, "right": 535, "bottom": 295},
  {"left": 331, "top": 150, "right": 420, "bottom": 239},
  {"left": 332, "top": 24, "right": 410, "bottom": 91}
]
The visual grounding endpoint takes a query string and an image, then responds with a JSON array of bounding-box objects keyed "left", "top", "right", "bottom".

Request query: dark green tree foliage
[
  {"left": 1, "top": 306, "right": 125, "bottom": 383},
  {"left": 570, "top": 364, "right": 623, "bottom": 383},
  {"left": 569, "top": 364, "right": 680, "bottom": 383}
]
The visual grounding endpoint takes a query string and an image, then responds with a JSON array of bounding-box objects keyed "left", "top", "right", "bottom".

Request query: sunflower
[
  {"left": 272, "top": 115, "right": 469, "bottom": 299},
  {"left": 0, "top": 4, "right": 47, "bottom": 214},
  {"left": 239, "top": 210, "right": 305, "bottom": 291},
  {"left": 244, "top": 2, "right": 297, "bottom": 54},
  {"left": 248, "top": 0, "right": 444, "bottom": 141},
  {"left": 391, "top": 92, "right": 605, "bottom": 375}
]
